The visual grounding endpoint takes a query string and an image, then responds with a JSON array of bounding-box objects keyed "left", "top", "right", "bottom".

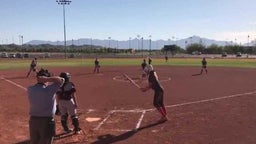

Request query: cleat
[
  {"left": 159, "top": 116, "right": 168, "bottom": 122},
  {"left": 64, "top": 128, "right": 72, "bottom": 133},
  {"left": 74, "top": 128, "right": 82, "bottom": 134}
]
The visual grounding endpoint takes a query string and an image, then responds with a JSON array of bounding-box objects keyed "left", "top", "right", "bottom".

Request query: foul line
[
  {"left": 0, "top": 76, "right": 27, "bottom": 91},
  {"left": 145, "top": 90, "right": 256, "bottom": 112}
]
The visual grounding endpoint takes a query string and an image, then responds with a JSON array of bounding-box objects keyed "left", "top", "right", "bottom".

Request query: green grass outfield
[{"left": 0, "top": 58, "right": 256, "bottom": 70}]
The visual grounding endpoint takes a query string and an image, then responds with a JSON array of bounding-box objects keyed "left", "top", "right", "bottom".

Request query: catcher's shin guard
[
  {"left": 71, "top": 115, "right": 81, "bottom": 133},
  {"left": 61, "top": 113, "right": 71, "bottom": 132}
]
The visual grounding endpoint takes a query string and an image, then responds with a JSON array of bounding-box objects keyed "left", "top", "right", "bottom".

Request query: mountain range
[{"left": 26, "top": 36, "right": 248, "bottom": 49}]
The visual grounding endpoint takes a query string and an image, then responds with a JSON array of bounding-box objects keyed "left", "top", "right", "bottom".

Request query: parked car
[
  {"left": 69, "top": 54, "right": 75, "bottom": 58},
  {"left": 44, "top": 53, "right": 51, "bottom": 58},
  {"left": 192, "top": 51, "right": 201, "bottom": 55},
  {"left": 1, "top": 52, "right": 8, "bottom": 58},
  {"left": 221, "top": 52, "right": 227, "bottom": 57},
  {"left": 24, "top": 53, "right": 29, "bottom": 58},
  {"left": 9, "top": 53, "right": 16, "bottom": 58},
  {"left": 16, "top": 53, "right": 23, "bottom": 58},
  {"left": 236, "top": 52, "right": 242, "bottom": 57}
]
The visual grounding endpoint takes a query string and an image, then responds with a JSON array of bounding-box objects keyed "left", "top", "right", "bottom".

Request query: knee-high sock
[
  {"left": 156, "top": 107, "right": 166, "bottom": 117},
  {"left": 161, "top": 106, "right": 167, "bottom": 116}
]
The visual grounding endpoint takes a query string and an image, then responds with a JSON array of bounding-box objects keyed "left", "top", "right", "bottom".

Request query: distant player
[
  {"left": 165, "top": 55, "right": 168, "bottom": 62},
  {"left": 26, "top": 58, "right": 37, "bottom": 77},
  {"left": 200, "top": 57, "right": 208, "bottom": 74},
  {"left": 93, "top": 57, "right": 100, "bottom": 73},
  {"left": 141, "top": 59, "right": 147, "bottom": 78},
  {"left": 140, "top": 65, "right": 168, "bottom": 122},
  {"left": 148, "top": 57, "right": 152, "bottom": 65}
]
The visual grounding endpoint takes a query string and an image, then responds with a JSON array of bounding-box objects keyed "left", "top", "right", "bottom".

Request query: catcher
[
  {"left": 56, "top": 72, "right": 81, "bottom": 134},
  {"left": 140, "top": 65, "right": 168, "bottom": 122}
]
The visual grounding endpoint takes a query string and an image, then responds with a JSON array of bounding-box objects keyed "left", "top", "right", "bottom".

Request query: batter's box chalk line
[
  {"left": 113, "top": 75, "right": 171, "bottom": 83},
  {"left": 93, "top": 90, "right": 256, "bottom": 132},
  {"left": 93, "top": 109, "right": 147, "bottom": 132}
]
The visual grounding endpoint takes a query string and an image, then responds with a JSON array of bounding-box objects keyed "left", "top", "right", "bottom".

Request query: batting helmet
[
  {"left": 143, "top": 64, "right": 154, "bottom": 74},
  {"left": 59, "top": 72, "right": 71, "bottom": 82}
]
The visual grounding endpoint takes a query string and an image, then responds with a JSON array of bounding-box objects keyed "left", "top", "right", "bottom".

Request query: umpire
[{"left": 27, "top": 68, "right": 64, "bottom": 144}]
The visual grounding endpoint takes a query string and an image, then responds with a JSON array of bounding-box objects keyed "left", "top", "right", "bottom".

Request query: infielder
[
  {"left": 200, "top": 57, "right": 208, "bottom": 74},
  {"left": 93, "top": 57, "right": 100, "bottom": 73},
  {"left": 26, "top": 57, "right": 37, "bottom": 77},
  {"left": 141, "top": 59, "right": 147, "bottom": 78}
]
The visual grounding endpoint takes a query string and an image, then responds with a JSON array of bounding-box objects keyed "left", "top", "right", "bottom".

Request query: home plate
[{"left": 86, "top": 117, "right": 101, "bottom": 122}]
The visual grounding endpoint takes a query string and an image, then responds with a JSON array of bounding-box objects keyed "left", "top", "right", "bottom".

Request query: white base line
[
  {"left": 1, "top": 76, "right": 27, "bottom": 91},
  {"left": 135, "top": 110, "right": 146, "bottom": 131},
  {"left": 94, "top": 110, "right": 115, "bottom": 130}
]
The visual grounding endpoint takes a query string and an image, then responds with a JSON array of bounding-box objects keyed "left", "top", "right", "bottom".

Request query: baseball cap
[{"left": 37, "top": 68, "right": 51, "bottom": 77}]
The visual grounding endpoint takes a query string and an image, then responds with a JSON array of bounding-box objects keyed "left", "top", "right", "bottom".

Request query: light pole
[
  {"left": 137, "top": 35, "right": 140, "bottom": 53},
  {"left": 56, "top": 0, "right": 71, "bottom": 59},
  {"left": 19, "top": 35, "right": 23, "bottom": 52},
  {"left": 108, "top": 37, "right": 111, "bottom": 50},
  {"left": 248, "top": 35, "right": 250, "bottom": 47},
  {"left": 141, "top": 37, "right": 144, "bottom": 57},
  {"left": 116, "top": 40, "right": 118, "bottom": 54},
  {"left": 129, "top": 37, "right": 132, "bottom": 49},
  {"left": 90, "top": 38, "right": 93, "bottom": 53},
  {"left": 149, "top": 35, "right": 152, "bottom": 55}
]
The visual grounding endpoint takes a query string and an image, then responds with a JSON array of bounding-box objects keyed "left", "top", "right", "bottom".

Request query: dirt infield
[{"left": 1, "top": 66, "right": 256, "bottom": 144}]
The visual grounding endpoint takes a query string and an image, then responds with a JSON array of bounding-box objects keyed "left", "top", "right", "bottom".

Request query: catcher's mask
[
  {"left": 59, "top": 72, "right": 71, "bottom": 82},
  {"left": 37, "top": 68, "right": 51, "bottom": 77}
]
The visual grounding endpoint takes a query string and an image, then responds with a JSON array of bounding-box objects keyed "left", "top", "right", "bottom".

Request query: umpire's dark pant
[{"left": 29, "top": 116, "right": 55, "bottom": 144}]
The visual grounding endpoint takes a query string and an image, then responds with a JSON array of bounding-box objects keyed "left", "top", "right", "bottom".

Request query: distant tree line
[
  {"left": 0, "top": 44, "right": 133, "bottom": 54},
  {"left": 1, "top": 43, "right": 256, "bottom": 55},
  {"left": 162, "top": 43, "right": 256, "bottom": 55}
]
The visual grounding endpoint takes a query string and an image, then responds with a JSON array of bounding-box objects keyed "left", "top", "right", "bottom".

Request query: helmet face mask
[{"left": 59, "top": 72, "right": 71, "bottom": 82}]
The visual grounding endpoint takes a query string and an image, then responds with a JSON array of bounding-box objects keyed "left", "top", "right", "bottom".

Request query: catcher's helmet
[{"left": 59, "top": 72, "right": 71, "bottom": 82}]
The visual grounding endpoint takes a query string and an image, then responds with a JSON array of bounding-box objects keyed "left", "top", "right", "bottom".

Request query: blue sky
[{"left": 1, "top": 0, "right": 256, "bottom": 44}]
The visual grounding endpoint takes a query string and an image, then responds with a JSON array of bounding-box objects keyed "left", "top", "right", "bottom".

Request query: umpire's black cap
[{"left": 37, "top": 68, "right": 51, "bottom": 77}]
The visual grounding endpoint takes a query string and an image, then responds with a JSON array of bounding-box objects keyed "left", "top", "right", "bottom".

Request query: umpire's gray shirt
[{"left": 27, "top": 83, "right": 62, "bottom": 117}]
